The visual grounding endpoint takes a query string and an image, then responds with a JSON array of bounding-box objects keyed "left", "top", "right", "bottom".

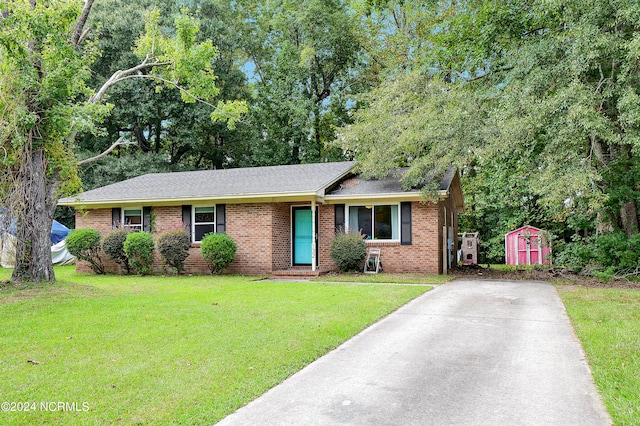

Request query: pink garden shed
[{"left": 505, "top": 225, "right": 551, "bottom": 265}]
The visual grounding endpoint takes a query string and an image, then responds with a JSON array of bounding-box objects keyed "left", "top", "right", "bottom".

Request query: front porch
[
  {"left": 270, "top": 201, "right": 325, "bottom": 275},
  {"left": 271, "top": 266, "right": 333, "bottom": 278}
]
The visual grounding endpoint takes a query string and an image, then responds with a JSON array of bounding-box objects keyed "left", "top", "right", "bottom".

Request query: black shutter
[
  {"left": 112, "top": 208, "right": 120, "bottom": 229},
  {"left": 401, "top": 202, "right": 412, "bottom": 245},
  {"left": 143, "top": 206, "right": 152, "bottom": 232},
  {"left": 216, "top": 204, "right": 226, "bottom": 233},
  {"left": 334, "top": 204, "right": 345, "bottom": 232},
  {"left": 182, "top": 205, "right": 192, "bottom": 234}
]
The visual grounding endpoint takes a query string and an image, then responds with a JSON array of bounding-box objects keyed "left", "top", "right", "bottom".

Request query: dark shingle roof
[
  {"left": 326, "top": 167, "right": 455, "bottom": 196},
  {"left": 60, "top": 161, "right": 355, "bottom": 204}
]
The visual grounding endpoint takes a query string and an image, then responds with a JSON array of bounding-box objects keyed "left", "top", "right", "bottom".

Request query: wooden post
[{"left": 537, "top": 235, "right": 542, "bottom": 265}]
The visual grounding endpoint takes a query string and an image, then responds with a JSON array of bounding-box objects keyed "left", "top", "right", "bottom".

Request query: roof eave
[
  {"left": 449, "top": 170, "right": 465, "bottom": 214},
  {"left": 59, "top": 191, "right": 324, "bottom": 208},
  {"left": 324, "top": 191, "right": 444, "bottom": 204},
  {"left": 59, "top": 162, "right": 357, "bottom": 208},
  {"left": 314, "top": 163, "right": 356, "bottom": 196}
]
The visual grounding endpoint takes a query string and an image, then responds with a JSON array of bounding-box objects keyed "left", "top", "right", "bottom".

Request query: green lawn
[
  {"left": 559, "top": 286, "right": 640, "bottom": 425},
  {"left": 315, "top": 272, "right": 453, "bottom": 285},
  {"left": 0, "top": 266, "right": 429, "bottom": 425}
]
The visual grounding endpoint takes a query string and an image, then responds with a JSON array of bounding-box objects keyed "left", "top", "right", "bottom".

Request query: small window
[
  {"left": 122, "top": 209, "right": 142, "bottom": 231},
  {"left": 193, "top": 206, "right": 215, "bottom": 242},
  {"left": 348, "top": 204, "right": 399, "bottom": 240}
]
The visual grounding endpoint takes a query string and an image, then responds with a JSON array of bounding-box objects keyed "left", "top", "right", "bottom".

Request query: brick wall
[
  {"left": 74, "top": 198, "right": 457, "bottom": 275},
  {"left": 76, "top": 209, "right": 113, "bottom": 236},
  {"left": 76, "top": 204, "right": 276, "bottom": 275},
  {"left": 317, "top": 202, "right": 445, "bottom": 274},
  {"left": 224, "top": 203, "right": 273, "bottom": 275},
  {"left": 318, "top": 204, "right": 338, "bottom": 271},
  {"left": 271, "top": 203, "right": 291, "bottom": 270},
  {"left": 75, "top": 209, "right": 119, "bottom": 274},
  {"left": 362, "top": 202, "right": 441, "bottom": 274}
]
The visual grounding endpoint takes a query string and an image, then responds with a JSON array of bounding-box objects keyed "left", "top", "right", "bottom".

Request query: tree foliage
[
  {"left": 236, "top": 0, "right": 361, "bottom": 164},
  {"left": 0, "top": 0, "right": 244, "bottom": 282},
  {"left": 338, "top": 0, "right": 640, "bottom": 264},
  {"left": 6, "top": 0, "right": 640, "bottom": 276}
]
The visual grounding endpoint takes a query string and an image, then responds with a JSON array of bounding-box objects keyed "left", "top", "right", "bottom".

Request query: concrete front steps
[{"left": 271, "top": 267, "right": 333, "bottom": 279}]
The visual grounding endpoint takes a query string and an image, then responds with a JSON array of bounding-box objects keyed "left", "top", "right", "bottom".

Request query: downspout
[{"left": 443, "top": 206, "right": 447, "bottom": 274}]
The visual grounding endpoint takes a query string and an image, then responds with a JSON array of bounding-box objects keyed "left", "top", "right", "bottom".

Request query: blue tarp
[
  {"left": 0, "top": 209, "right": 69, "bottom": 244},
  {"left": 50, "top": 220, "right": 71, "bottom": 244}
]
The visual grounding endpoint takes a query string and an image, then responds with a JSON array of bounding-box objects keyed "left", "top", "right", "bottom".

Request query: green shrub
[
  {"left": 157, "top": 230, "right": 191, "bottom": 274},
  {"left": 331, "top": 229, "right": 367, "bottom": 272},
  {"left": 554, "top": 235, "right": 592, "bottom": 273},
  {"left": 200, "top": 233, "right": 237, "bottom": 274},
  {"left": 556, "top": 231, "right": 640, "bottom": 276},
  {"left": 123, "top": 232, "right": 155, "bottom": 275},
  {"left": 102, "top": 228, "right": 132, "bottom": 274},
  {"left": 593, "top": 231, "right": 640, "bottom": 272},
  {"left": 66, "top": 228, "right": 104, "bottom": 274}
]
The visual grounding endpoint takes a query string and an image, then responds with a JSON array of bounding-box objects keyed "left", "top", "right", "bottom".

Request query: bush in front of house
[
  {"left": 157, "top": 230, "right": 191, "bottom": 274},
  {"left": 66, "top": 228, "right": 105, "bottom": 274},
  {"left": 102, "top": 228, "right": 132, "bottom": 274},
  {"left": 123, "top": 231, "right": 155, "bottom": 275},
  {"left": 331, "top": 229, "right": 367, "bottom": 272},
  {"left": 200, "top": 233, "right": 237, "bottom": 274}
]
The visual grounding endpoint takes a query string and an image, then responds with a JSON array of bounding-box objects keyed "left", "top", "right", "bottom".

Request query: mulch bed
[{"left": 452, "top": 265, "right": 640, "bottom": 289}]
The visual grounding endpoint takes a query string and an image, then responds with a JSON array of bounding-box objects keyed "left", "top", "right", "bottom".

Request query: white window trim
[
  {"left": 192, "top": 205, "right": 216, "bottom": 243},
  {"left": 345, "top": 203, "right": 401, "bottom": 241},
  {"left": 121, "top": 207, "right": 143, "bottom": 232}
]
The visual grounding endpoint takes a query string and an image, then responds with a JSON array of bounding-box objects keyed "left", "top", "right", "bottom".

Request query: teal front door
[{"left": 292, "top": 207, "right": 316, "bottom": 265}]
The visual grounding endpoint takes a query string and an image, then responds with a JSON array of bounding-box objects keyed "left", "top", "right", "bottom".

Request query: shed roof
[{"left": 505, "top": 225, "right": 545, "bottom": 236}]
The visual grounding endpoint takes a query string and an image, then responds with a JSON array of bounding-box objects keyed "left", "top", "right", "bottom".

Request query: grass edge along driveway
[
  {"left": 0, "top": 266, "right": 432, "bottom": 425},
  {"left": 558, "top": 284, "right": 640, "bottom": 425}
]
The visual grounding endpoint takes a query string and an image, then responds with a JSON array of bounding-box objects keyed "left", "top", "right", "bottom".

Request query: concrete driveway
[{"left": 217, "top": 280, "right": 611, "bottom": 425}]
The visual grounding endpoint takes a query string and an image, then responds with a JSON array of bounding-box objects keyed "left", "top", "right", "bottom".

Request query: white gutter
[
  {"left": 324, "top": 190, "right": 450, "bottom": 203},
  {"left": 58, "top": 191, "right": 325, "bottom": 207}
]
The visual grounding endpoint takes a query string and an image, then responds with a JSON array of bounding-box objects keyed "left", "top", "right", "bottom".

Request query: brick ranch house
[{"left": 58, "top": 161, "right": 464, "bottom": 276}]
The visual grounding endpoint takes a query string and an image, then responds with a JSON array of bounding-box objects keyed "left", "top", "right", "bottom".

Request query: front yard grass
[
  {"left": 558, "top": 286, "right": 640, "bottom": 425},
  {"left": 315, "top": 272, "right": 453, "bottom": 285},
  {"left": 0, "top": 266, "right": 430, "bottom": 425}
]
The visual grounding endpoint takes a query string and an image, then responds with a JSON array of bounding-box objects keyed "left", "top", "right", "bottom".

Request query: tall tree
[
  {"left": 339, "top": 0, "right": 640, "bottom": 258},
  {"left": 0, "top": 0, "right": 244, "bottom": 282},
  {"left": 78, "top": 0, "right": 252, "bottom": 172},
  {"left": 237, "top": 0, "right": 361, "bottom": 164}
]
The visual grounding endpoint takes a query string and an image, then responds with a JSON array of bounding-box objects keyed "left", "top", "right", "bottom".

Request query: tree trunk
[
  {"left": 11, "top": 139, "right": 56, "bottom": 282},
  {"left": 133, "top": 125, "right": 150, "bottom": 152},
  {"left": 291, "top": 138, "right": 301, "bottom": 163},
  {"left": 616, "top": 144, "right": 638, "bottom": 236},
  {"left": 620, "top": 200, "right": 639, "bottom": 236},
  {"left": 154, "top": 118, "right": 162, "bottom": 153}
]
